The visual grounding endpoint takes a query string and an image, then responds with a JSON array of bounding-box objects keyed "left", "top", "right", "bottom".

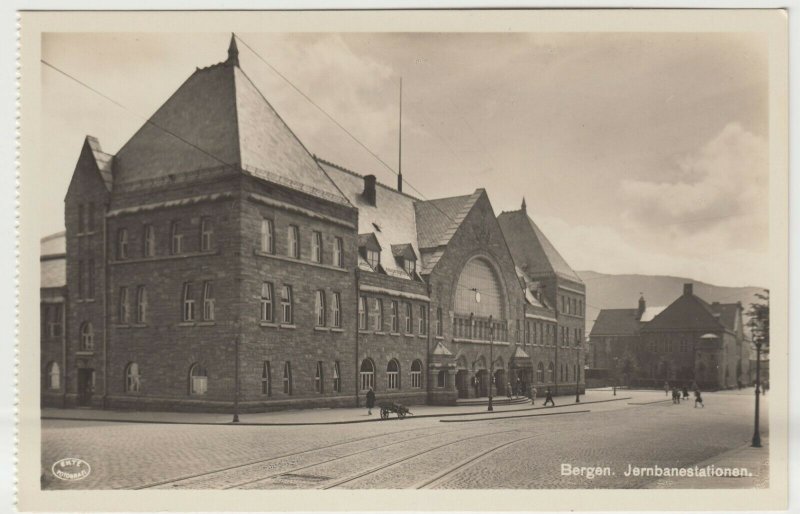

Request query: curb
[{"left": 439, "top": 409, "right": 591, "bottom": 423}]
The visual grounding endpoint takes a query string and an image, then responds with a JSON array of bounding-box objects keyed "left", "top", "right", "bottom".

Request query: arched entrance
[
  {"left": 455, "top": 355, "right": 469, "bottom": 398},
  {"left": 475, "top": 369, "right": 488, "bottom": 397},
  {"left": 494, "top": 369, "right": 506, "bottom": 396}
]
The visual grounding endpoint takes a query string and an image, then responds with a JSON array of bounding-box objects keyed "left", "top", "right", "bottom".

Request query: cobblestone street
[{"left": 40, "top": 389, "right": 768, "bottom": 490}]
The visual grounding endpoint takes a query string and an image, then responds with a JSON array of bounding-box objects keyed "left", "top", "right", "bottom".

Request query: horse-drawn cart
[{"left": 378, "top": 401, "right": 412, "bottom": 419}]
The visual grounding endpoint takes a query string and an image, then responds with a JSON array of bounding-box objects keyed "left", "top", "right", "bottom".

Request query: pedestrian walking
[
  {"left": 472, "top": 376, "right": 479, "bottom": 398},
  {"left": 530, "top": 385, "right": 537, "bottom": 405},
  {"left": 516, "top": 378, "right": 522, "bottom": 398},
  {"left": 672, "top": 387, "right": 680, "bottom": 404},
  {"left": 366, "top": 387, "right": 375, "bottom": 415},
  {"left": 663, "top": 381, "right": 670, "bottom": 396},
  {"left": 682, "top": 385, "right": 689, "bottom": 400},
  {"left": 694, "top": 388, "right": 704, "bottom": 408},
  {"left": 544, "top": 387, "right": 555, "bottom": 407},
  {"left": 506, "top": 381, "right": 512, "bottom": 400}
]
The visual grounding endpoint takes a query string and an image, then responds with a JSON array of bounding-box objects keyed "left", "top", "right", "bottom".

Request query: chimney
[
  {"left": 683, "top": 283, "right": 693, "bottom": 296},
  {"left": 363, "top": 175, "right": 377, "bottom": 206},
  {"left": 397, "top": 172, "right": 403, "bottom": 193},
  {"left": 637, "top": 294, "right": 646, "bottom": 319}
]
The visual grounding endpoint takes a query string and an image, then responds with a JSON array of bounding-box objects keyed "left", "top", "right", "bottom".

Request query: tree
[{"left": 745, "top": 289, "right": 770, "bottom": 346}]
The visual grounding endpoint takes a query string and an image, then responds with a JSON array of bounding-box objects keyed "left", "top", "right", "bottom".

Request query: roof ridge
[
  {"left": 41, "top": 231, "right": 66, "bottom": 241},
  {"left": 315, "top": 157, "right": 420, "bottom": 201}
]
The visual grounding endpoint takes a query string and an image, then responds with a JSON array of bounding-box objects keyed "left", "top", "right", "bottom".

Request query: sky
[{"left": 39, "top": 32, "right": 769, "bottom": 287}]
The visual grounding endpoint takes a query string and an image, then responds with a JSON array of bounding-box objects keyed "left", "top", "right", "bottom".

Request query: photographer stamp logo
[{"left": 51, "top": 458, "right": 91, "bottom": 481}]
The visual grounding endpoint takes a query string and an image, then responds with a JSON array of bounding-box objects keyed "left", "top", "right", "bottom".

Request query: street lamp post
[
  {"left": 575, "top": 343, "right": 581, "bottom": 403},
  {"left": 488, "top": 314, "right": 494, "bottom": 412},
  {"left": 751, "top": 338, "right": 763, "bottom": 448}
]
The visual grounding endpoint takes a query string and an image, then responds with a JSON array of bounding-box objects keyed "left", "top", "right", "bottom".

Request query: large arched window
[
  {"left": 387, "top": 359, "right": 400, "bottom": 390},
  {"left": 283, "top": 362, "right": 293, "bottom": 395},
  {"left": 411, "top": 360, "right": 423, "bottom": 388},
  {"left": 46, "top": 362, "right": 60, "bottom": 390},
  {"left": 189, "top": 364, "right": 207, "bottom": 395},
  {"left": 360, "top": 359, "right": 375, "bottom": 391},
  {"left": 80, "top": 322, "right": 94, "bottom": 350},
  {"left": 454, "top": 257, "right": 505, "bottom": 318},
  {"left": 536, "top": 362, "right": 544, "bottom": 383},
  {"left": 125, "top": 363, "right": 141, "bottom": 393},
  {"left": 547, "top": 362, "right": 554, "bottom": 383}
]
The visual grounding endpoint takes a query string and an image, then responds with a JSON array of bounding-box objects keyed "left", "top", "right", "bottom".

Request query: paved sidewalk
[
  {"left": 41, "top": 389, "right": 642, "bottom": 426},
  {"left": 646, "top": 437, "right": 769, "bottom": 489}
]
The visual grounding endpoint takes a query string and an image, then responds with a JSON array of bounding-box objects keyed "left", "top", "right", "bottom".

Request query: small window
[
  {"left": 436, "top": 308, "right": 443, "bottom": 337},
  {"left": 360, "top": 359, "right": 375, "bottom": 391},
  {"left": 411, "top": 360, "right": 422, "bottom": 388},
  {"left": 281, "top": 286, "right": 293, "bottom": 324},
  {"left": 182, "top": 283, "right": 195, "bottom": 322},
  {"left": 387, "top": 359, "right": 400, "bottom": 390},
  {"left": 283, "top": 361, "right": 292, "bottom": 395},
  {"left": 136, "top": 286, "right": 147, "bottom": 324},
  {"left": 404, "top": 258, "right": 416, "bottom": 275},
  {"left": 171, "top": 221, "right": 183, "bottom": 255},
  {"left": 261, "top": 218, "right": 274, "bottom": 254},
  {"left": 87, "top": 203, "right": 95, "bottom": 232},
  {"left": 189, "top": 364, "right": 207, "bottom": 395},
  {"left": 333, "top": 237, "right": 344, "bottom": 268},
  {"left": 46, "top": 362, "right": 60, "bottom": 390},
  {"left": 333, "top": 361, "right": 342, "bottom": 393},
  {"left": 118, "top": 287, "right": 129, "bottom": 324},
  {"left": 404, "top": 303, "right": 413, "bottom": 333},
  {"left": 125, "top": 363, "right": 141, "bottom": 393},
  {"left": 366, "top": 249, "right": 380, "bottom": 269},
  {"left": 537, "top": 362, "right": 544, "bottom": 383},
  {"left": 311, "top": 231, "right": 322, "bottom": 263},
  {"left": 315, "top": 290, "right": 326, "bottom": 327},
  {"left": 117, "top": 229, "right": 128, "bottom": 260},
  {"left": 143, "top": 224, "right": 156, "bottom": 257},
  {"left": 680, "top": 340, "right": 688, "bottom": 353},
  {"left": 358, "top": 296, "right": 367, "bottom": 330},
  {"left": 437, "top": 370, "right": 447, "bottom": 388},
  {"left": 372, "top": 298, "right": 383, "bottom": 331},
  {"left": 86, "top": 259, "right": 95, "bottom": 300},
  {"left": 46, "top": 305, "right": 63, "bottom": 337},
  {"left": 80, "top": 322, "right": 94, "bottom": 350},
  {"left": 202, "top": 281, "right": 215, "bottom": 321},
  {"left": 200, "top": 217, "right": 213, "bottom": 251},
  {"left": 77, "top": 204, "right": 85, "bottom": 234},
  {"left": 261, "top": 361, "right": 271, "bottom": 396},
  {"left": 418, "top": 305, "right": 427, "bottom": 335},
  {"left": 332, "top": 292, "right": 341, "bottom": 328},
  {"left": 260, "top": 282, "right": 274, "bottom": 322},
  {"left": 315, "top": 361, "right": 324, "bottom": 393},
  {"left": 287, "top": 226, "right": 299, "bottom": 258},
  {"left": 390, "top": 301, "right": 399, "bottom": 333}
]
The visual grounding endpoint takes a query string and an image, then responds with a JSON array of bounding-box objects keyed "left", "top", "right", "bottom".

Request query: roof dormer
[
  {"left": 358, "top": 233, "right": 382, "bottom": 272},
  {"left": 391, "top": 244, "right": 417, "bottom": 278}
]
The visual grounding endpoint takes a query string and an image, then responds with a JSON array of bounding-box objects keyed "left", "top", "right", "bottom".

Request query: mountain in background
[{"left": 577, "top": 270, "right": 765, "bottom": 334}]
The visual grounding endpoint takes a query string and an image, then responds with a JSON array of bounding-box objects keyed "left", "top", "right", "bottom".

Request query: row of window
[
  {"left": 260, "top": 219, "right": 345, "bottom": 268},
  {"left": 116, "top": 218, "right": 214, "bottom": 261},
  {"left": 42, "top": 304, "right": 64, "bottom": 338},
  {"left": 649, "top": 339, "right": 690, "bottom": 353},
  {"left": 559, "top": 294, "right": 585, "bottom": 317},
  {"left": 359, "top": 359, "right": 424, "bottom": 390},
  {"left": 357, "top": 296, "right": 429, "bottom": 335},
  {"left": 533, "top": 362, "right": 581, "bottom": 383}
]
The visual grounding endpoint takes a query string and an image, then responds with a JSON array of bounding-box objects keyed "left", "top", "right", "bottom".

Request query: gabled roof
[
  {"left": 641, "top": 293, "right": 727, "bottom": 333},
  {"left": 415, "top": 191, "right": 483, "bottom": 250},
  {"left": 112, "top": 42, "right": 348, "bottom": 205},
  {"left": 320, "top": 159, "right": 421, "bottom": 280},
  {"left": 590, "top": 309, "right": 641, "bottom": 337},
  {"left": 639, "top": 306, "right": 667, "bottom": 323},
  {"left": 497, "top": 208, "right": 582, "bottom": 284},
  {"left": 709, "top": 302, "right": 741, "bottom": 333},
  {"left": 85, "top": 136, "right": 113, "bottom": 191}
]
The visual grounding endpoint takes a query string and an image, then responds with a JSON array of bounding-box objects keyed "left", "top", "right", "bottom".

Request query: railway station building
[{"left": 41, "top": 38, "right": 585, "bottom": 412}]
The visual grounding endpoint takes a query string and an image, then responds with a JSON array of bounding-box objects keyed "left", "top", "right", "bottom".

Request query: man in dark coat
[
  {"left": 366, "top": 387, "right": 375, "bottom": 415},
  {"left": 544, "top": 387, "right": 555, "bottom": 406}
]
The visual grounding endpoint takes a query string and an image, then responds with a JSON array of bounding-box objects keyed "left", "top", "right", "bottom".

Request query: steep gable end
[
  {"left": 66, "top": 136, "right": 113, "bottom": 200},
  {"left": 642, "top": 294, "right": 725, "bottom": 332}
]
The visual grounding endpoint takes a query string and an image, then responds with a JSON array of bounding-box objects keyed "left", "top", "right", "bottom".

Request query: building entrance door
[
  {"left": 77, "top": 368, "right": 94, "bottom": 407},
  {"left": 475, "top": 369, "right": 488, "bottom": 397},
  {"left": 455, "top": 370, "right": 469, "bottom": 398}
]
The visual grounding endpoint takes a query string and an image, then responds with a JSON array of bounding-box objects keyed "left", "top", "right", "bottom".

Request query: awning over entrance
[{"left": 510, "top": 345, "right": 533, "bottom": 368}]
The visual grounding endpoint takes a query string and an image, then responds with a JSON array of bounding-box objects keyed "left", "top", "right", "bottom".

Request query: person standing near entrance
[
  {"left": 544, "top": 387, "right": 555, "bottom": 406},
  {"left": 516, "top": 377, "right": 522, "bottom": 398},
  {"left": 663, "top": 381, "right": 670, "bottom": 396},
  {"left": 473, "top": 376, "right": 480, "bottom": 397},
  {"left": 366, "top": 387, "right": 375, "bottom": 415},
  {"left": 531, "top": 385, "right": 537, "bottom": 405}
]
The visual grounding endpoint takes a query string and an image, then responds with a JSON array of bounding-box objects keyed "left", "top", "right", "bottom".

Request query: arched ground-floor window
[
  {"left": 360, "top": 359, "right": 375, "bottom": 391},
  {"left": 46, "top": 362, "right": 60, "bottom": 390},
  {"left": 189, "top": 364, "right": 207, "bottom": 395},
  {"left": 410, "top": 360, "right": 423, "bottom": 388}
]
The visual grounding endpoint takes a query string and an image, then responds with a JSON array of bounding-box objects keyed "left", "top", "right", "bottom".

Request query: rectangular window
[
  {"left": 287, "top": 226, "right": 299, "bottom": 258},
  {"left": 436, "top": 307, "right": 443, "bottom": 336},
  {"left": 371, "top": 298, "right": 383, "bottom": 331},
  {"left": 411, "top": 364, "right": 422, "bottom": 388},
  {"left": 118, "top": 286, "right": 129, "bottom": 323},
  {"left": 419, "top": 305, "right": 427, "bottom": 335},
  {"left": 333, "top": 237, "right": 344, "bottom": 268},
  {"left": 171, "top": 221, "right": 183, "bottom": 255},
  {"left": 387, "top": 365, "right": 399, "bottom": 390},
  {"left": 283, "top": 361, "right": 292, "bottom": 395},
  {"left": 87, "top": 203, "right": 95, "bottom": 232},
  {"left": 261, "top": 361, "right": 271, "bottom": 396},
  {"left": 332, "top": 292, "right": 341, "bottom": 328},
  {"left": 202, "top": 281, "right": 215, "bottom": 321},
  {"left": 390, "top": 301, "right": 399, "bottom": 333},
  {"left": 117, "top": 229, "right": 128, "bottom": 260},
  {"left": 87, "top": 259, "right": 95, "bottom": 299},
  {"left": 77, "top": 204, "right": 85, "bottom": 233},
  {"left": 404, "top": 258, "right": 416, "bottom": 275},
  {"left": 366, "top": 249, "right": 380, "bottom": 269},
  {"left": 200, "top": 217, "right": 213, "bottom": 251},
  {"left": 281, "top": 285, "right": 293, "bottom": 324},
  {"left": 315, "top": 290, "right": 326, "bottom": 327},
  {"left": 358, "top": 296, "right": 367, "bottom": 330},
  {"left": 77, "top": 260, "right": 84, "bottom": 299},
  {"left": 182, "top": 282, "right": 195, "bottom": 322},
  {"left": 311, "top": 231, "right": 322, "bottom": 263},
  {"left": 260, "top": 282, "right": 274, "bottom": 322},
  {"left": 680, "top": 340, "right": 688, "bottom": 353},
  {"left": 143, "top": 224, "right": 156, "bottom": 257},
  {"left": 404, "top": 303, "right": 413, "bottom": 333},
  {"left": 47, "top": 305, "right": 63, "bottom": 337},
  {"left": 437, "top": 370, "right": 446, "bottom": 388},
  {"left": 650, "top": 340, "right": 658, "bottom": 353},
  {"left": 315, "top": 361, "right": 324, "bottom": 393},
  {"left": 333, "top": 361, "right": 341, "bottom": 393},
  {"left": 136, "top": 285, "right": 147, "bottom": 324},
  {"left": 260, "top": 218, "right": 274, "bottom": 253}
]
